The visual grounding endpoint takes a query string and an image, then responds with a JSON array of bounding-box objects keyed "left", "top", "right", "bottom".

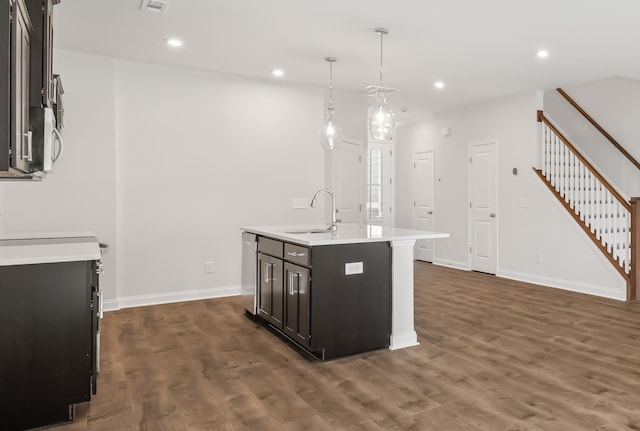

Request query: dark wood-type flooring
[{"left": 56, "top": 263, "right": 640, "bottom": 430}]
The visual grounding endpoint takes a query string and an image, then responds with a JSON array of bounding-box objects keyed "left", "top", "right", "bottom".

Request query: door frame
[
  {"left": 467, "top": 140, "right": 499, "bottom": 273},
  {"left": 366, "top": 140, "right": 395, "bottom": 227},
  {"left": 413, "top": 149, "right": 435, "bottom": 262}
]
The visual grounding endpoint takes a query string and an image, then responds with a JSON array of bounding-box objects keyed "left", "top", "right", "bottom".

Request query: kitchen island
[
  {"left": 0, "top": 233, "right": 102, "bottom": 431},
  {"left": 241, "top": 224, "right": 449, "bottom": 359}
]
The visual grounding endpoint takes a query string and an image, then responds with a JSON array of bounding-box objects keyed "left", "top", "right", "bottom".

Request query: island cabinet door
[
  {"left": 283, "top": 262, "right": 310, "bottom": 348},
  {"left": 257, "top": 253, "right": 284, "bottom": 330}
]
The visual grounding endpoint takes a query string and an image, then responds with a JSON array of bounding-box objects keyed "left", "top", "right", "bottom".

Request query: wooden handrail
[
  {"left": 533, "top": 168, "right": 629, "bottom": 281},
  {"left": 556, "top": 88, "right": 640, "bottom": 171},
  {"left": 537, "top": 110, "right": 631, "bottom": 212},
  {"left": 631, "top": 198, "right": 640, "bottom": 301}
]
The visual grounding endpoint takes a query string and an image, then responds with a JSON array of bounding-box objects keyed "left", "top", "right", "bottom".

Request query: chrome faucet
[{"left": 310, "top": 189, "right": 341, "bottom": 231}]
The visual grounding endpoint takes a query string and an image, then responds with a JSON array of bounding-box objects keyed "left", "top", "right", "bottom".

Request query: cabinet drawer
[
  {"left": 284, "top": 243, "right": 310, "bottom": 267},
  {"left": 258, "top": 237, "right": 283, "bottom": 258}
]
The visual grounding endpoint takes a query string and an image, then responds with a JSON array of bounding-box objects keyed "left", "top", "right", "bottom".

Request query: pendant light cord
[
  {"left": 329, "top": 60, "right": 334, "bottom": 109},
  {"left": 379, "top": 31, "right": 384, "bottom": 86}
]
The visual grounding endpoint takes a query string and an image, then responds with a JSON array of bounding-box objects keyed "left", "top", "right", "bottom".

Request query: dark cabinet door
[
  {"left": 0, "top": 261, "right": 94, "bottom": 430},
  {"left": 1, "top": 2, "right": 10, "bottom": 171},
  {"left": 270, "top": 257, "right": 284, "bottom": 329},
  {"left": 284, "top": 262, "right": 310, "bottom": 348},
  {"left": 26, "top": 0, "right": 54, "bottom": 108},
  {"left": 257, "top": 253, "right": 284, "bottom": 330},
  {"left": 10, "top": 0, "right": 33, "bottom": 173},
  {"left": 257, "top": 252, "right": 272, "bottom": 319}
]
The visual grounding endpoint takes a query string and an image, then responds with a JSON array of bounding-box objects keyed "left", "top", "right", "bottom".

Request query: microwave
[{"left": 29, "top": 106, "right": 63, "bottom": 173}]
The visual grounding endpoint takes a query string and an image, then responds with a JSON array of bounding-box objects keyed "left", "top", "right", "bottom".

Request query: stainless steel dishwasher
[{"left": 241, "top": 232, "right": 257, "bottom": 314}]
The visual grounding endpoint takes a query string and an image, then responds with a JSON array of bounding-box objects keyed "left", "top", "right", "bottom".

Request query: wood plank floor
[{"left": 55, "top": 262, "right": 640, "bottom": 431}]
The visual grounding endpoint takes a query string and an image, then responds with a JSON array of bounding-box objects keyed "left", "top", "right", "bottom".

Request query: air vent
[
  {"left": 361, "top": 85, "right": 399, "bottom": 96},
  {"left": 140, "top": 0, "right": 169, "bottom": 13}
]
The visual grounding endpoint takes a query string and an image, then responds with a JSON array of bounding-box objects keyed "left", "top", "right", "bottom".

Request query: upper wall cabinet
[{"left": 1, "top": 0, "right": 61, "bottom": 179}]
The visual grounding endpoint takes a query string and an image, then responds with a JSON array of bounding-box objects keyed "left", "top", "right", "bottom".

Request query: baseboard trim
[
  {"left": 103, "top": 285, "right": 241, "bottom": 312},
  {"left": 497, "top": 269, "right": 626, "bottom": 301},
  {"left": 432, "top": 258, "right": 470, "bottom": 271}
]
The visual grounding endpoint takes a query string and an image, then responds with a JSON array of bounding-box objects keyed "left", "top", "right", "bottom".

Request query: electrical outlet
[
  {"left": 205, "top": 261, "right": 215, "bottom": 273},
  {"left": 292, "top": 198, "right": 308, "bottom": 209}
]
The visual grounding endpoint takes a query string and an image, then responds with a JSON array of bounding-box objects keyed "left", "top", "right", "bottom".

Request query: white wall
[
  {"left": 114, "top": 60, "right": 325, "bottom": 304},
  {"left": 396, "top": 92, "right": 626, "bottom": 300},
  {"left": 543, "top": 77, "right": 640, "bottom": 199},
  {"left": 2, "top": 50, "right": 373, "bottom": 309},
  {"left": 2, "top": 51, "right": 118, "bottom": 301}
]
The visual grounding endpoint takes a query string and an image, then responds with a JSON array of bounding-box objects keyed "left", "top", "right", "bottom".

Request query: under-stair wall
[{"left": 543, "top": 77, "right": 640, "bottom": 198}]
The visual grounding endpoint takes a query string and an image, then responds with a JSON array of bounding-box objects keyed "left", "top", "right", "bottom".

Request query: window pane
[{"left": 367, "top": 148, "right": 384, "bottom": 222}]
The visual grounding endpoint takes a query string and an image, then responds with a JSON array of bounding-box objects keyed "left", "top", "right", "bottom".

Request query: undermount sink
[{"left": 282, "top": 228, "right": 330, "bottom": 234}]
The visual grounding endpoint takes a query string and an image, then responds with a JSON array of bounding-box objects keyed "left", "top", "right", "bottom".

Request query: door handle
[
  {"left": 428, "top": 211, "right": 433, "bottom": 215},
  {"left": 489, "top": 213, "right": 496, "bottom": 218},
  {"left": 52, "top": 128, "right": 64, "bottom": 163}
]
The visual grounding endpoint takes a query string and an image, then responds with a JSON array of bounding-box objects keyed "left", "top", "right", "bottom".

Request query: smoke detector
[{"left": 140, "top": 0, "right": 169, "bottom": 13}]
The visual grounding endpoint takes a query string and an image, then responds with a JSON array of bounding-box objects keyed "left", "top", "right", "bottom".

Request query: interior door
[
  {"left": 413, "top": 150, "right": 435, "bottom": 262},
  {"left": 327, "top": 138, "right": 364, "bottom": 224},
  {"left": 469, "top": 142, "right": 498, "bottom": 274}
]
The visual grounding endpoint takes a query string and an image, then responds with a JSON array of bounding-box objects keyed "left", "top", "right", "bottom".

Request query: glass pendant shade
[
  {"left": 321, "top": 107, "right": 343, "bottom": 150},
  {"left": 368, "top": 27, "right": 395, "bottom": 141},
  {"left": 320, "top": 57, "right": 342, "bottom": 150},
  {"left": 368, "top": 91, "right": 395, "bottom": 141}
]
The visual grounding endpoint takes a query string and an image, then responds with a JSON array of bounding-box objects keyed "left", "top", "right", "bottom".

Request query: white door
[
  {"left": 413, "top": 150, "right": 435, "bottom": 262},
  {"left": 327, "top": 139, "right": 364, "bottom": 224},
  {"left": 469, "top": 141, "right": 498, "bottom": 274},
  {"left": 367, "top": 142, "right": 393, "bottom": 226}
]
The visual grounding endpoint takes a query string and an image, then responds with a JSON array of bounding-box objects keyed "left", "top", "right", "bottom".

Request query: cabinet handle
[
  {"left": 289, "top": 272, "right": 294, "bottom": 295},
  {"left": 264, "top": 262, "right": 270, "bottom": 283},
  {"left": 21, "top": 131, "right": 33, "bottom": 161},
  {"left": 287, "top": 251, "right": 305, "bottom": 257},
  {"left": 292, "top": 273, "right": 299, "bottom": 295},
  {"left": 52, "top": 127, "right": 64, "bottom": 163},
  {"left": 50, "top": 79, "right": 57, "bottom": 102}
]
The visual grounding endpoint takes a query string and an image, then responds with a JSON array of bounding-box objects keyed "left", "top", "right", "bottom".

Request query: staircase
[{"left": 535, "top": 107, "right": 639, "bottom": 301}]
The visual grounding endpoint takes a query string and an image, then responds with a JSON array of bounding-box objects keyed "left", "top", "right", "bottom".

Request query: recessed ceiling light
[
  {"left": 166, "top": 38, "right": 184, "bottom": 48},
  {"left": 537, "top": 50, "right": 549, "bottom": 59},
  {"left": 272, "top": 69, "right": 284, "bottom": 77},
  {"left": 434, "top": 81, "right": 445, "bottom": 89}
]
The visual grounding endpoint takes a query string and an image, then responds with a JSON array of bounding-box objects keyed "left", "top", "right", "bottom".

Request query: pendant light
[
  {"left": 320, "top": 57, "right": 343, "bottom": 150},
  {"left": 368, "top": 28, "right": 395, "bottom": 141}
]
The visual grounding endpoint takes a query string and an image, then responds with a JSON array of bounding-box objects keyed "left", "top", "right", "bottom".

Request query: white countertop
[
  {"left": 241, "top": 224, "right": 449, "bottom": 246},
  {"left": 0, "top": 232, "right": 101, "bottom": 266}
]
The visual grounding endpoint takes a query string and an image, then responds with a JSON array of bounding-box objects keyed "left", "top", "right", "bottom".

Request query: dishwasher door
[{"left": 241, "top": 232, "right": 257, "bottom": 314}]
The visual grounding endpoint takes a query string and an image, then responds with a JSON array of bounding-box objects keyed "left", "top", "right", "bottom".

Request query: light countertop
[
  {"left": 0, "top": 233, "right": 101, "bottom": 266},
  {"left": 241, "top": 224, "right": 449, "bottom": 246}
]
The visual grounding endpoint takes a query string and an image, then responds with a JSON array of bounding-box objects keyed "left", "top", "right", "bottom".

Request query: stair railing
[
  {"left": 536, "top": 111, "right": 631, "bottom": 279},
  {"left": 556, "top": 88, "right": 640, "bottom": 171}
]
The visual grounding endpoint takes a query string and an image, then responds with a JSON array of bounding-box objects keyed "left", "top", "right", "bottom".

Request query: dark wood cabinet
[
  {"left": 283, "top": 262, "right": 310, "bottom": 348},
  {"left": 257, "top": 252, "right": 284, "bottom": 329},
  {"left": 9, "top": 0, "right": 32, "bottom": 173},
  {"left": 26, "top": 0, "right": 56, "bottom": 108},
  {"left": 0, "top": 260, "right": 99, "bottom": 431},
  {"left": 253, "top": 235, "right": 391, "bottom": 361},
  {"left": 1, "top": 0, "right": 60, "bottom": 177}
]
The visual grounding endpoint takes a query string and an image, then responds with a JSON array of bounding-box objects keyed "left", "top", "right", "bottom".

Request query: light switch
[{"left": 345, "top": 262, "right": 363, "bottom": 275}]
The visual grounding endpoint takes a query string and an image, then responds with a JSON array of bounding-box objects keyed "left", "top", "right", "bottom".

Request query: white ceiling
[{"left": 54, "top": 0, "right": 640, "bottom": 122}]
